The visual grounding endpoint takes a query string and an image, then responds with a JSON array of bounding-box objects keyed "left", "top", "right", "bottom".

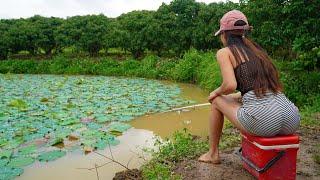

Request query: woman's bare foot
[{"left": 198, "top": 151, "right": 221, "bottom": 164}]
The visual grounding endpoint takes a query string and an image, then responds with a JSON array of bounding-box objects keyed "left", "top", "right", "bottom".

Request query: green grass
[
  {"left": 141, "top": 123, "right": 241, "bottom": 180},
  {"left": 313, "top": 144, "right": 320, "bottom": 164},
  {"left": 141, "top": 129, "right": 208, "bottom": 179}
]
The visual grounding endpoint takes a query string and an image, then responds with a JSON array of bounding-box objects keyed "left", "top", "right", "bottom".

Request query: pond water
[
  {"left": 17, "top": 128, "right": 156, "bottom": 180},
  {"left": 0, "top": 74, "right": 211, "bottom": 179},
  {"left": 130, "top": 82, "right": 211, "bottom": 138}
]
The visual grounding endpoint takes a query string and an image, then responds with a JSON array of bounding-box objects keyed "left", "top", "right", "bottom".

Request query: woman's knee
[{"left": 211, "top": 96, "right": 222, "bottom": 109}]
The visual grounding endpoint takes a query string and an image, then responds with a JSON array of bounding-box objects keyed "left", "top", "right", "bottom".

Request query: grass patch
[
  {"left": 141, "top": 126, "right": 241, "bottom": 180},
  {"left": 312, "top": 144, "right": 320, "bottom": 165},
  {"left": 141, "top": 129, "right": 208, "bottom": 179}
]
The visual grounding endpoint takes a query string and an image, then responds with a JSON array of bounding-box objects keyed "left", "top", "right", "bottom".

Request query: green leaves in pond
[
  {"left": 0, "top": 74, "right": 195, "bottom": 175},
  {"left": 59, "top": 118, "right": 79, "bottom": 126},
  {"left": 107, "top": 122, "right": 131, "bottom": 132},
  {"left": 49, "top": 137, "right": 64, "bottom": 146},
  {"left": 18, "top": 144, "right": 37, "bottom": 156},
  {"left": 7, "top": 157, "right": 35, "bottom": 168},
  {"left": 0, "top": 167, "right": 24, "bottom": 180},
  {"left": 93, "top": 138, "right": 119, "bottom": 150},
  {"left": 107, "top": 122, "right": 131, "bottom": 136},
  {"left": 5, "top": 138, "right": 24, "bottom": 149},
  {"left": 80, "top": 129, "right": 120, "bottom": 150},
  {"left": 38, "top": 150, "right": 66, "bottom": 162},
  {"left": 0, "top": 150, "right": 12, "bottom": 159},
  {"left": 0, "top": 159, "right": 9, "bottom": 166},
  {"left": 0, "top": 138, "right": 8, "bottom": 147},
  {"left": 7, "top": 99, "right": 28, "bottom": 110}
]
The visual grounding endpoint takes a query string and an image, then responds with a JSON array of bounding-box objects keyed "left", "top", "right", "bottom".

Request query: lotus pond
[{"left": 0, "top": 74, "right": 195, "bottom": 179}]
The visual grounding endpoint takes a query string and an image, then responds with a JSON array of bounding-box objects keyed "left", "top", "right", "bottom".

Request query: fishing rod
[{"left": 163, "top": 102, "right": 211, "bottom": 113}]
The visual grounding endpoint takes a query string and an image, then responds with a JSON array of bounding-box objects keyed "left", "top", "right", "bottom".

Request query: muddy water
[
  {"left": 17, "top": 129, "right": 156, "bottom": 180},
  {"left": 130, "top": 82, "right": 211, "bottom": 138},
  {"left": 18, "top": 82, "right": 211, "bottom": 180}
]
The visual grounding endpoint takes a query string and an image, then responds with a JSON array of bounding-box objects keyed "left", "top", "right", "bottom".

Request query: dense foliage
[{"left": 0, "top": 0, "right": 318, "bottom": 70}]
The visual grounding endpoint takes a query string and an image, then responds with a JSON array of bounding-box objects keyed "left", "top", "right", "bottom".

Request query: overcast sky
[{"left": 0, "top": 0, "right": 239, "bottom": 19}]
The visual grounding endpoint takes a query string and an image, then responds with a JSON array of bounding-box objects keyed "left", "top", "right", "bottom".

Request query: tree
[
  {"left": 55, "top": 14, "right": 110, "bottom": 56},
  {"left": 6, "top": 19, "right": 39, "bottom": 55},
  {"left": 117, "top": 10, "right": 154, "bottom": 58},
  {"left": 191, "top": 2, "right": 238, "bottom": 51},
  {"left": 0, "top": 20, "right": 10, "bottom": 59},
  {"left": 168, "top": 0, "right": 201, "bottom": 55},
  {"left": 145, "top": 3, "right": 176, "bottom": 56},
  {"left": 29, "top": 16, "right": 63, "bottom": 56}
]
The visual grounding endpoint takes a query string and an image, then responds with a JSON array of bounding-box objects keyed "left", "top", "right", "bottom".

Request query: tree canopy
[{"left": 0, "top": 0, "right": 319, "bottom": 69}]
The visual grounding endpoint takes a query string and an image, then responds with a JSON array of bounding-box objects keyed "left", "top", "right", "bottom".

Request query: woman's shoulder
[
  {"left": 216, "top": 47, "right": 237, "bottom": 67},
  {"left": 216, "top": 47, "right": 232, "bottom": 56}
]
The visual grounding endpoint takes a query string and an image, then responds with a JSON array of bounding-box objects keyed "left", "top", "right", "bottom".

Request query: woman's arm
[{"left": 208, "top": 48, "right": 237, "bottom": 103}]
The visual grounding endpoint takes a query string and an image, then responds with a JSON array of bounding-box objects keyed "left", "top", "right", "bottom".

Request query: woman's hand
[{"left": 208, "top": 91, "right": 219, "bottom": 104}]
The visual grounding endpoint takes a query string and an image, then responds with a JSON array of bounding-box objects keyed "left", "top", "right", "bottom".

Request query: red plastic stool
[{"left": 236, "top": 133, "right": 299, "bottom": 180}]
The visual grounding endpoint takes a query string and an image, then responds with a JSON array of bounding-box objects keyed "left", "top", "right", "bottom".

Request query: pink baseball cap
[{"left": 214, "top": 10, "right": 250, "bottom": 36}]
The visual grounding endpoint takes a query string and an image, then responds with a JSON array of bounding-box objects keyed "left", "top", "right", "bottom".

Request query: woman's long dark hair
[{"left": 223, "top": 29, "right": 282, "bottom": 97}]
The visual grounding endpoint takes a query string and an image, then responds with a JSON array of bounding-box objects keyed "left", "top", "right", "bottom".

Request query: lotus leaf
[
  {"left": 86, "top": 122, "right": 102, "bottom": 130},
  {"left": 7, "top": 99, "right": 28, "bottom": 109},
  {"left": 94, "top": 140, "right": 107, "bottom": 150},
  {"left": 0, "top": 115, "right": 8, "bottom": 122},
  {"left": 49, "top": 137, "right": 64, "bottom": 146},
  {"left": 109, "top": 130, "right": 122, "bottom": 136},
  {"left": 95, "top": 115, "right": 111, "bottom": 123},
  {"left": 80, "top": 139, "right": 96, "bottom": 147},
  {"left": 38, "top": 150, "right": 66, "bottom": 162},
  {"left": 5, "top": 138, "right": 24, "bottom": 149},
  {"left": 0, "top": 159, "right": 9, "bottom": 166},
  {"left": 18, "top": 144, "right": 37, "bottom": 155},
  {"left": 107, "top": 122, "right": 131, "bottom": 132},
  {"left": 59, "top": 118, "right": 79, "bottom": 126},
  {"left": 0, "top": 150, "right": 12, "bottom": 159},
  {"left": 0, "top": 138, "right": 8, "bottom": 147},
  {"left": 7, "top": 157, "right": 35, "bottom": 168},
  {"left": 0, "top": 167, "right": 24, "bottom": 180}
]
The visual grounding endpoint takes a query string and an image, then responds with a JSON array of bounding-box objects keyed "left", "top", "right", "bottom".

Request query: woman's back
[{"left": 234, "top": 59, "right": 256, "bottom": 96}]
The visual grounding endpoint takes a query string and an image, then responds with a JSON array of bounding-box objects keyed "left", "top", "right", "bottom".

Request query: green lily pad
[
  {"left": 7, "top": 99, "right": 28, "bottom": 109},
  {"left": 0, "top": 159, "right": 9, "bottom": 166},
  {"left": 0, "top": 150, "right": 12, "bottom": 159},
  {"left": 95, "top": 115, "right": 112, "bottom": 123},
  {"left": 101, "top": 133, "right": 120, "bottom": 146},
  {"left": 0, "top": 167, "right": 24, "bottom": 180},
  {"left": 4, "top": 138, "right": 24, "bottom": 150},
  {"left": 18, "top": 144, "right": 37, "bottom": 156},
  {"left": 107, "top": 122, "right": 131, "bottom": 132},
  {"left": 108, "top": 138, "right": 120, "bottom": 146},
  {"left": 49, "top": 137, "right": 64, "bottom": 146},
  {"left": 109, "top": 130, "right": 122, "bottom": 136},
  {"left": 0, "top": 138, "right": 8, "bottom": 147},
  {"left": 7, "top": 157, "right": 35, "bottom": 168},
  {"left": 94, "top": 140, "right": 107, "bottom": 150},
  {"left": 59, "top": 118, "right": 79, "bottom": 126},
  {"left": 80, "top": 139, "right": 96, "bottom": 147},
  {"left": 86, "top": 122, "right": 102, "bottom": 130},
  {"left": 38, "top": 150, "right": 66, "bottom": 162}
]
